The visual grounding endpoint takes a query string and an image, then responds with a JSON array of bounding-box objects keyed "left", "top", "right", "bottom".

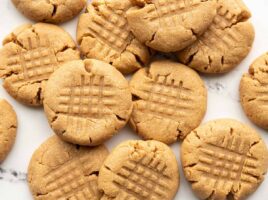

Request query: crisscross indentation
[{"left": 7, "top": 37, "right": 57, "bottom": 85}]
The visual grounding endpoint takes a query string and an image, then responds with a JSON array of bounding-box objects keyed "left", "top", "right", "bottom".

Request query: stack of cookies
[{"left": 0, "top": 0, "right": 268, "bottom": 200}]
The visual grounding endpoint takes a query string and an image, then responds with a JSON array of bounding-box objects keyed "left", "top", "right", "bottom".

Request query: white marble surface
[{"left": 0, "top": 0, "right": 268, "bottom": 199}]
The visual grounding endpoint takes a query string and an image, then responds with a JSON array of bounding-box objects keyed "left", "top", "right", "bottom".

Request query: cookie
[
  {"left": 0, "top": 99, "right": 17, "bottom": 163},
  {"left": 129, "top": 60, "right": 207, "bottom": 144},
  {"left": 0, "top": 23, "right": 80, "bottom": 106},
  {"left": 77, "top": 0, "right": 150, "bottom": 74},
  {"left": 181, "top": 119, "right": 268, "bottom": 200},
  {"left": 12, "top": 0, "right": 86, "bottom": 23},
  {"left": 240, "top": 53, "right": 268, "bottom": 129},
  {"left": 98, "top": 140, "right": 179, "bottom": 200},
  {"left": 177, "top": 0, "right": 254, "bottom": 73},
  {"left": 126, "top": 0, "right": 216, "bottom": 53},
  {"left": 44, "top": 59, "right": 133, "bottom": 146},
  {"left": 28, "top": 136, "right": 109, "bottom": 200}
]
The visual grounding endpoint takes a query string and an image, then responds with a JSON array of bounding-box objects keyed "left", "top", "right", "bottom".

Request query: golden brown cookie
[
  {"left": 181, "top": 119, "right": 268, "bottom": 200},
  {"left": 77, "top": 0, "right": 150, "bottom": 74},
  {"left": 44, "top": 59, "right": 133, "bottom": 146},
  {"left": 98, "top": 140, "right": 179, "bottom": 200},
  {"left": 177, "top": 0, "right": 254, "bottom": 73},
  {"left": 12, "top": 0, "right": 86, "bottom": 23},
  {"left": 0, "top": 23, "right": 80, "bottom": 106},
  {"left": 240, "top": 53, "right": 268, "bottom": 129},
  {"left": 0, "top": 99, "right": 17, "bottom": 163},
  {"left": 129, "top": 60, "right": 207, "bottom": 144},
  {"left": 28, "top": 136, "right": 109, "bottom": 200},
  {"left": 126, "top": 0, "right": 217, "bottom": 53}
]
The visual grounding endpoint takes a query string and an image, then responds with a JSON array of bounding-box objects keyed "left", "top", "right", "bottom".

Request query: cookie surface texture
[
  {"left": 177, "top": 0, "right": 254, "bottom": 73},
  {"left": 0, "top": 99, "right": 17, "bottom": 163},
  {"left": 129, "top": 60, "right": 207, "bottom": 144},
  {"left": 181, "top": 119, "right": 268, "bottom": 200},
  {"left": 126, "top": 0, "right": 217, "bottom": 52},
  {"left": 44, "top": 59, "right": 133, "bottom": 146},
  {"left": 240, "top": 53, "right": 268, "bottom": 129},
  {"left": 77, "top": 0, "right": 150, "bottom": 74},
  {"left": 98, "top": 140, "right": 179, "bottom": 200},
  {"left": 0, "top": 23, "right": 80, "bottom": 106},
  {"left": 12, "top": 0, "right": 86, "bottom": 23},
  {"left": 28, "top": 136, "right": 109, "bottom": 200}
]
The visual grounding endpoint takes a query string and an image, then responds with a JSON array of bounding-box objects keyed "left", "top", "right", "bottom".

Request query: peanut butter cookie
[
  {"left": 28, "top": 136, "right": 109, "bottom": 200},
  {"left": 130, "top": 60, "right": 207, "bottom": 144},
  {"left": 12, "top": 0, "right": 86, "bottom": 23},
  {"left": 98, "top": 140, "right": 179, "bottom": 200},
  {"left": 177, "top": 0, "right": 254, "bottom": 73},
  {"left": 77, "top": 0, "right": 150, "bottom": 74},
  {"left": 240, "top": 53, "right": 268, "bottom": 129},
  {"left": 0, "top": 23, "right": 80, "bottom": 106},
  {"left": 181, "top": 119, "right": 268, "bottom": 200},
  {"left": 126, "top": 0, "right": 217, "bottom": 52},
  {"left": 44, "top": 59, "right": 133, "bottom": 146},
  {"left": 0, "top": 99, "right": 17, "bottom": 163}
]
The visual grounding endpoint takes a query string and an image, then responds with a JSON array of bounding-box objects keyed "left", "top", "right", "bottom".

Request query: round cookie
[
  {"left": 0, "top": 99, "right": 17, "bottom": 163},
  {"left": 44, "top": 59, "right": 133, "bottom": 146},
  {"left": 181, "top": 119, "right": 268, "bottom": 200},
  {"left": 240, "top": 53, "right": 268, "bottom": 129},
  {"left": 177, "top": 0, "right": 254, "bottom": 73},
  {"left": 12, "top": 0, "right": 86, "bottom": 24},
  {"left": 126, "top": 0, "right": 217, "bottom": 53},
  {"left": 0, "top": 23, "right": 80, "bottom": 106},
  {"left": 77, "top": 0, "right": 150, "bottom": 74},
  {"left": 28, "top": 136, "right": 109, "bottom": 200},
  {"left": 129, "top": 60, "right": 207, "bottom": 144},
  {"left": 98, "top": 140, "right": 179, "bottom": 200}
]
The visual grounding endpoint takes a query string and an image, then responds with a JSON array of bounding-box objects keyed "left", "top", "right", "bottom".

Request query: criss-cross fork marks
[
  {"left": 42, "top": 154, "right": 100, "bottom": 199},
  {"left": 147, "top": 0, "right": 202, "bottom": 26},
  {"left": 136, "top": 74, "right": 195, "bottom": 121},
  {"left": 197, "top": 136, "right": 259, "bottom": 191},
  {"left": 86, "top": 5, "right": 132, "bottom": 58},
  {"left": 198, "top": 5, "right": 244, "bottom": 53},
  {"left": 112, "top": 154, "right": 170, "bottom": 200},
  {"left": 58, "top": 74, "right": 116, "bottom": 119},
  {"left": 7, "top": 37, "right": 57, "bottom": 85}
]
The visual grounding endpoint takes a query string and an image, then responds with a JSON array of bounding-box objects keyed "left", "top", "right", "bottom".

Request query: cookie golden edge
[
  {"left": 27, "top": 135, "right": 109, "bottom": 199},
  {"left": 240, "top": 53, "right": 268, "bottom": 129},
  {"left": 11, "top": 0, "right": 87, "bottom": 24},
  {"left": 98, "top": 140, "right": 180, "bottom": 200},
  {"left": 181, "top": 119, "right": 268, "bottom": 200},
  {"left": 0, "top": 99, "right": 17, "bottom": 163}
]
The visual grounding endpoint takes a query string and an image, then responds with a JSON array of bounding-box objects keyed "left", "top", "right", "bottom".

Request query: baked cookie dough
[
  {"left": 181, "top": 119, "right": 268, "bottom": 200},
  {"left": 0, "top": 23, "right": 80, "bottom": 106},
  {"left": 177, "top": 0, "right": 254, "bottom": 73},
  {"left": 77, "top": 0, "right": 150, "bottom": 74},
  {"left": 12, "top": 0, "right": 86, "bottom": 23},
  {"left": 0, "top": 99, "right": 17, "bottom": 163},
  {"left": 126, "top": 0, "right": 216, "bottom": 53},
  {"left": 44, "top": 59, "right": 133, "bottom": 146},
  {"left": 98, "top": 140, "right": 179, "bottom": 200},
  {"left": 129, "top": 60, "right": 207, "bottom": 144},
  {"left": 28, "top": 136, "right": 109, "bottom": 200},
  {"left": 240, "top": 53, "right": 268, "bottom": 129}
]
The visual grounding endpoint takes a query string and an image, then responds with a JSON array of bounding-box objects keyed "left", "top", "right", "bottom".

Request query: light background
[{"left": 0, "top": 0, "right": 268, "bottom": 199}]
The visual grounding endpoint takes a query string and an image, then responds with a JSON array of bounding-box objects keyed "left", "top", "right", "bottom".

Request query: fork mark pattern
[
  {"left": 198, "top": 5, "right": 244, "bottom": 53},
  {"left": 147, "top": 0, "right": 202, "bottom": 26},
  {"left": 86, "top": 5, "right": 132, "bottom": 58},
  {"left": 136, "top": 74, "right": 196, "bottom": 121},
  {"left": 57, "top": 74, "right": 116, "bottom": 134},
  {"left": 7, "top": 37, "right": 57, "bottom": 85},
  {"left": 42, "top": 154, "right": 101, "bottom": 199},
  {"left": 112, "top": 153, "right": 171, "bottom": 199},
  {"left": 197, "top": 135, "right": 259, "bottom": 191}
]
